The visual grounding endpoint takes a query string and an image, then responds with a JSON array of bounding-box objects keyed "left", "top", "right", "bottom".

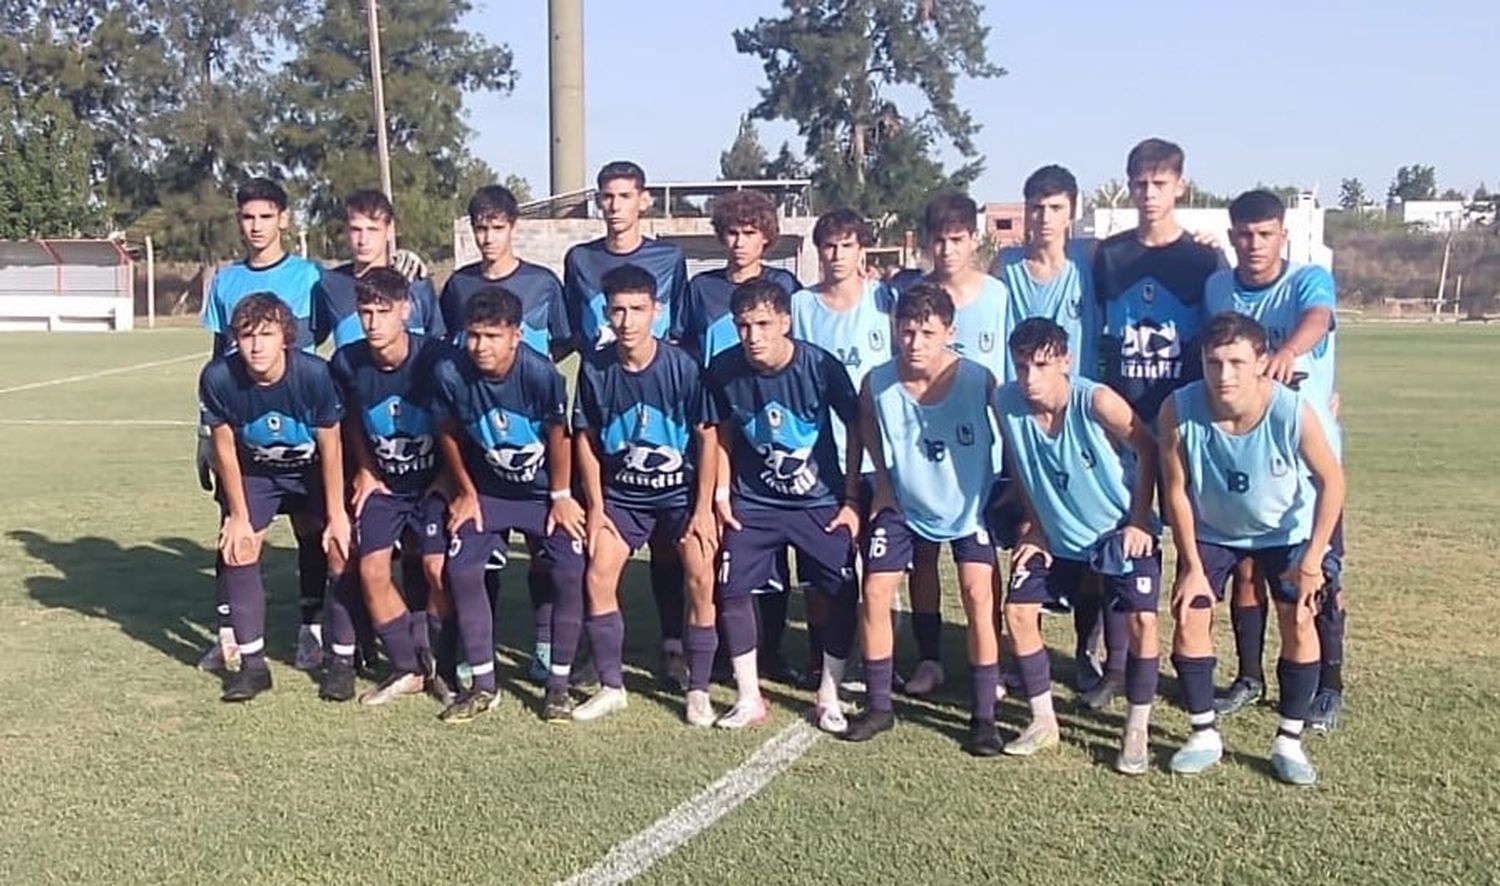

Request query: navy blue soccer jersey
[
  {"left": 440, "top": 260, "right": 570, "bottom": 356},
  {"left": 314, "top": 263, "right": 445, "bottom": 349},
  {"left": 198, "top": 349, "right": 343, "bottom": 477},
  {"left": 563, "top": 237, "right": 687, "bottom": 351},
  {"left": 573, "top": 341, "right": 702, "bottom": 509},
  {"left": 329, "top": 334, "right": 455, "bottom": 495},
  {"left": 202, "top": 254, "right": 323, "bottom": 355},
  {"left": 432, "top": 345, "right": 569, "bottom": 501},
  {"left": 1093, "top": 231, "right": 1224, "bottom": 421},
  {"left": 703, "top": 341, "right": 858, "bottom": 510},
  {"left": 680, "top": 266, "right": 801, "bottom": 366}
]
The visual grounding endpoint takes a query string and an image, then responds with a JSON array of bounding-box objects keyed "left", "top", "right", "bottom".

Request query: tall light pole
[
  {"left": 549, "top": 0, "right": 585, "bottom": 198},
  {"left": 365, "top": 0, "right": 396, "bottom": 247}
]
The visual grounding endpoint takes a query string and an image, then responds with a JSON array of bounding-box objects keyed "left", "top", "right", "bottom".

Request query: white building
[
  {"left": 1394, "top": 200, "right": 1468, "bottom": 233},
  {"left": 1080, "top": 192, "right": 1333, "bottom": 271}
]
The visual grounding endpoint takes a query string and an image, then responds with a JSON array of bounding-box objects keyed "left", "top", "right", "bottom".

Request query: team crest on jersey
[
  {"left": 1081, "top": 448, "right": 1097, "bottom": 469},
  {"left": 266, "top": 414, "right": 282, "bottom": 435},
  {"left": 978, "top": 332, "right": 995, "bottom": 353},
  {"left": 956, "top": 422, "right": 975, "bottom": 446},
  {"left": 1270, "top": 455, "right": 1290, "bottom": 477},
  {"left": 1142, "top": 282, "right": 1156, "bottom": 303},
  {"left": 490, "top": 411, "right": 509, "bottom": 433},
  {"left": 389, "top": 401, "right": 401, "bottom": 418},
  {"left": 869, "top": 329, "right": 885, "bottom": 353},
  {"left": 767, "top": 406, "right": 783, "bottom": 430},
  {"left": 1067, "top": 298, "right": 1081, "bottom": 320}
]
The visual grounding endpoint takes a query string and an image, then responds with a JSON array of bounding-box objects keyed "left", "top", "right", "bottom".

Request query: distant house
[
  {"left": 981, "top": 202, "right": 1026, "bottom": 248},
  {"left": 1394, "top": 200, "right": 1468, "bottom": 233}
]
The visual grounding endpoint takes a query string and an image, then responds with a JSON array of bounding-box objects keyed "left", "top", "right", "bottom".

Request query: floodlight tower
[{"left": 549, "top": 0, "right": 586, "bottom": 197}]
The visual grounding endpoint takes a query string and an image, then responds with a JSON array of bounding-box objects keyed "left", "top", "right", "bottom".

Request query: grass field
[{"left": 1, "top": 324, "right": 1497, "bottom": 885}]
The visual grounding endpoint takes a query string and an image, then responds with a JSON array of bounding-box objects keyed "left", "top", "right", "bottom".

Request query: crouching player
[
  {"left": 840, "top": 284, "right": 1003, "bottom": 754},
  {"left": 199, "top": 294, "right": 351, "bottom": 702},
  {"left": 1160, "top": 312, "right": 1344, "bottom": 784},
  {"left": 700, "top": 279, "right": 863, "bottom": 730},
  {"left": 433, "top": 288, "right": 588, "bottom": 722},
  {"left": 330, "top": 268, "right": 457, "bottom": 706},
  {"left": 572, "top": 266, "right": 717, "bottom": 721},
  {"left": 994, "top": 318, "right": 1162, "bottom": 774}
]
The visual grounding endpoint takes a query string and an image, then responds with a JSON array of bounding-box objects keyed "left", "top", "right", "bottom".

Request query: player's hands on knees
[
  {"left": 548, "top": 495, "right": 587, "bottom": 542},
  {"left": 682, "top": 507, "right": 720, "bottom": 560},
  {"left": 1011, "top": 528, "right": 1052, "bottom": 572},
  {"left": 349, "top": 468, "right": 390, "bottom": 518},
  {"left": 825, "top": 503, "right": 860, "bottom": 539},
  {"left": 323, "top": 510, "right": 352, "bottom": 563},
  {"left": 1291, "top": 556, "right": 1323, "bottom": 614},
  {"left": 585, "top": 507, "right": 619, "bottom": 556},
  {"left": 1121, "top": 523, "right": 1155, "bottom": 559},
  {"left": 1170, "top": 568, "right": 1212, "bottom": 622},
  {"left": 448, "top": 491, "right": 483, "bottom": 535},
  {"left": 219, "top": 514, "right": 259, "bottom": 566},
  {"left": 1265, "top": 348, "right": 1299, "bottom": 384}
]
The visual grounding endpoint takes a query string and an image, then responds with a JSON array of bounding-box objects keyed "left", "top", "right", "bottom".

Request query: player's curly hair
[
  {"left": 354, "top": 267, "right": 409, "bottom": 306},
  {"left": 229, "top": 292, "right": 297, "bottom": 344},
  {"left": 710, "top": 190, "right": 780, "bottom": 243},
  {"left": 1200, "top": 311, "right": 1269, "bottom": 355},
  {"left": 1008, "top": 317, "right": 1070, "bottom": 363},
  {"left": 894, "top": 282, "right": 955, "bottom": 327}
]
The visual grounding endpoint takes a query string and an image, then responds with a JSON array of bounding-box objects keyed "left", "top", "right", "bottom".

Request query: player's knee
[{"left": 1004, "top": 604, "right": 1040, "bottom": 638}]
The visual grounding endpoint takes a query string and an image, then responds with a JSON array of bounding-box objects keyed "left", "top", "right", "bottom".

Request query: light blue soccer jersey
[
  {"left": 1204, "top": 262, "right": 1340, "bottom": 456},
  {"left": 995, "top": 241, "right": 1098, "bottom": 384},
  {"left": 790, "top": 279, "right": 893, "bottom": 472},
  {"left": 994, "top": 377, "right": 1135, "bottom": 560},
  {"left": 203, "top": 254, "right": 323, "bottom": 354},
  {"left": 869, "top": 358, "right": 998, "bottom": 541},
  {"left": 1172, "top": 381, "right": 1314, "bottom": 549}
]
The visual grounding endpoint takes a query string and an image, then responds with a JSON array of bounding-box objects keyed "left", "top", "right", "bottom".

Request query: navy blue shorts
[
  {"left": 1008, "top": 552, "right": 1162, "bottom": 614},
  {"left": 357, "top": 491, "right": 447, "bottom": 557},
  {"left": 219, "top": 472, "right": 323, "bottom": 533},
  {"left": 1198, "top": 540, "right": 1337, "bottom": 606},
  {"left": 864, "top": 509, "right": 995, "bottom": 574},
  {"left": 717, "top": 502, "right": 856, "bottom": 600},
  {"left": 604, "top": 501, "right": 690, "bottom": 552},
  {"left": 446, "top": 495, "right": 585, "bottom": 576}
]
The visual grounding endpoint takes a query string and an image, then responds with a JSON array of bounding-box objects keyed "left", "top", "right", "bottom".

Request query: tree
[
  {"left": 734, "top": 0, "right": 1003, "bottom": 237},
  {"left": 1387, "top": 164, "right": 1437, "bottom": 203},
  {"left": 1474, "top": 182, "right": 1490, "bottom": 201},
  {"left": 0, "top": 90, "right": 102, "bottom": 237},
  {"left": 502, "top": 173, "right": 533, "bottom": 204},
  {"left": 719, "top": 115, "right": 770, "bottom": 180},
  {"left": 1338, "top": 177, "right": 1366, "bottom": 212},
  {"left": 274, "top": 0, "right": 516, "bottom": 259},
  {"left": 1440, "top": 188, "right": 1467, "bottom": 201}
]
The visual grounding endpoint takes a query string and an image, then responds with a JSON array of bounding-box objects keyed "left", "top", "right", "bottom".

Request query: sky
[{"left": 461, "top": 0, "right": 1498, "bottom": 204}]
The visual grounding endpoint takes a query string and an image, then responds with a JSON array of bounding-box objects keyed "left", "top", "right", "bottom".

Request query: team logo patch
[
  {"left": 956, "top": 422, "right": 975, "bottom": 446},
  {"left": 448, "top": 536, "right": 463, "bottom": 557},
  {"left": 266, "top": 414, "right": 282, "bottom": 435},
  {"left": 1270, "top": 455, "right": 1290, "bottom": 477},
  {"left": 390, "top": 401, "right": 401, "bottom": 418},
  {"left": 978, "top": 332, "right": 995, "bottom": 353},
  {"left": 1067, "top": 298, "right": 1081, "bottom": 320},
  {"left": 1142, "top": 282, "right": 1156, "bottom": 303},
  {"left": 1080, "top": 448, "right": 1097, "bottom": 469},
  {"left": 490, "top": 411, "right": 509, "bottom": 432},
  {"left": 767, "top": 407, "right": 783, "bottom": 430},
  {"left": 1136, "top": 576, "right": 1153, "bottom": 595},
  {"left": 869, "top": 329, "right": 885, "bottom": 353},
  {"left": 425, "top": 522, "right": 439, "bottom": 538}
]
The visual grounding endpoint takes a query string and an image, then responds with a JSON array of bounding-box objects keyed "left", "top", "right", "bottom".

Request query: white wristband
[
  {"left": 549, "top": 489, "right": 572, "bottom": 502},
  {"left": 713, "top": 487, "right": 730, "bottom": 503}
]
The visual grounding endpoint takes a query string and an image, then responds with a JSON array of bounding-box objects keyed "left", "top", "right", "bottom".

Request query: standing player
[
  {"left": 1089, "top": 137, "right": 1223, "bottom": 711},
  {"left": 701, "top": 279, "right": 863, "bottom": 730},
  {"left": 1159, "top": 312, "right": 1345, "bottom": 784},
  {"left": 315, "top": 189, "right": 444, "bottom": 348},
  {"left": 198, "top": 294, "right": 351, "bottom": 702},
  {"left": 432, "top": 288, "right": 587, "bottom": 722},
  {"left": 441, "top": 184, "right": 573, "bottom": 685},
  {"left": 329, "top": 268, "right": 455, "bottom": 706},
  {"left": 994, "top": 318, "right": 1162, "bottom": 773},
  {"left": 199, "top": 177, "right": 329, "bottom": 674},
  {"left": 1204, "top": 189, "right": 1346, "bottom": 731},
  {"left": 680, "top": 189, "right": 803, "bottom": 682},
  {"left": 571, "top": 265, "right": 716, "bottom": 722},
  {"left": 840, "top": 284, "right": 1003, "bottom": 754},
  {"left": 563, "top": 161, "right": 692, "bottom": 689}
]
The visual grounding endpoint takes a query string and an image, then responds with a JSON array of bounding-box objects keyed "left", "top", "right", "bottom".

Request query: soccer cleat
[
  {"left": 714, "top": 696, "right": 769, "bottom": 730},
  {"left": 541, "top": 685, "right": 574, "bottom": 722},
  {"left": 319, "top": 658, "right": 357, "bottom": 703},
  {"left": 685, "top": 690, "right": 716, "bottom": 728},
  {"left": 526, "top": 643, "right": 552, "bottom": 685},
  {"left": 439, "top": 689, "right": 499, "bottom": 723},
  {"left": 358, "top": 671, "right": 425, "bottom": 706},
  {"left": 198, "top": 642, "right": 225, "bottom": 672},
  {"left": 1074, "top": 653, "right": 1105, "bottom": 694},
  {"left": 902, "top": 659, "right": 946, "bottom": 697},
  {"left": 1002, "top": 718, "right": 1061, "bottom": 757},
  {"left": 1213, "top": 676, "right": 1265, "bottom": 716},
  {"left": 221, "top": 666, "right": 272, "bottom": 703},
  {"left": 1271, "top": 742, "right": 1318, "bottom": 786},
  {"left": 659, "top": 649, "right": 690, "bottom": 693},
  {"left": 1169, "top": 729, "right": 1224, "bottom": 775},
  {"left": 1116, "top": 726, "right": 1151, "bottom": 776},
  {"left": 813, "top": 700, "right": 847, "bottom": 735},
  {"left": 840, "top": 709, "right": 896, "bottom": 742},
  {"left": 1307, "top": 688, "right": 1343, "bottom": 735},
  {"left": 573, "top": 686, "right": 628, "bottom": 722},
  {"left": 1079, "top": 673, "right": 1124, "bottom": 712},
  {"left": 965, "top": 719, "right": 1004, "bottom": 757},
  {"left": 294, "top": 624, "right": 324, "bottom": 671}
]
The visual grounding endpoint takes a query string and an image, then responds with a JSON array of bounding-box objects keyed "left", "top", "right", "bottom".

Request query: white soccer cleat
[
  {"left": 573, "top": 686, "right": 629, "bottom": 722},
  {"left": 685, "top": 690, "right": 716, "bottom": 728},
  {"left": 1169, "top": 729, "right": 1224, "bottom": 775},
  {"left": 358, "top": 672, "right": 425, "bottom": 706},
  {"left": 1002, "top": 718, "right": 1061, "bottom": 757},
  {"left": 294, "top": 624, "right": 324, "bottom": 671},
  {"left": 714, "top": 696, "right": 769, "bottom": 730},
  {"left": 903, "top": 659, "right": 946, "bottom": 696},
  {"left": 813, "top": 700, "right": 848, "bottom": 735}
]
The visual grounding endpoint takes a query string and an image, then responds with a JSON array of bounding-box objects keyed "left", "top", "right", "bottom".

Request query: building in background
[
  {"left": 981, "top": 201, "right": 1025, "bottom": 248},
  {"left": 1081, "top": 192, "right": 1333, "bottom": 271}
]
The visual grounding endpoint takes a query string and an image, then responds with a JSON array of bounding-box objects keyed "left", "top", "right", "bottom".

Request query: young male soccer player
[
  {"left": 994, "top": 318, "right": 1163, "bottom": 774},
  {"left": 198, "top": 294, "right": 351, "bottom": 702},
  {"left": 315, "top": 189, "right": 444, "bottom": 348},
  {"left": 701, "top": 279, "right": 863, "bottom": 730},
  {"left": 789, "top": 208, "right": 893, "bottom": 694},
  {"left": 840, "top": 284, "right": 1003, "bottom": 754},
  {"left": 1204, "top": 189, "right": 1346, "bottom": 731},
  {"left": 441, "top": 184, "right": 573, "bottom": 685},
  {"left": 432, "top": 288, "right": 588, "bottom": 722},
  {"left": 571, "top": 265, "right": 717, "bottom": 722},
  {"left": 1159, "top": 312, "right": 1345, "bottom": 784},
  {"left": 681, "top": 189, "right": 803, "bottom": 681},
  {"left": 329, "top": 268, "right": 456, "bottom": 706},
  {"left": 563, "top": 161, "right": 692, "bottom": 689},
  {"left": 199, "top": 178, "right": 329, "bottom": 674}
]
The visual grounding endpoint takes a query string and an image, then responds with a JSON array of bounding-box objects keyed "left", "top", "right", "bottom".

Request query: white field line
[
  {"left": 0, "top": 419, "right": 195, "bottom": 427},
  {"left": 0, "top": 352, "right": 203, "bottom": 396},
  {"left": 559, "top": 721, "right": 822, "bottom": 886}
]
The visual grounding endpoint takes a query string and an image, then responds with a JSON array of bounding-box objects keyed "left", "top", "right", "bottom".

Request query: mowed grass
[{"left": 0, "top": 324, "right": 1497, "bottom": 884}]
